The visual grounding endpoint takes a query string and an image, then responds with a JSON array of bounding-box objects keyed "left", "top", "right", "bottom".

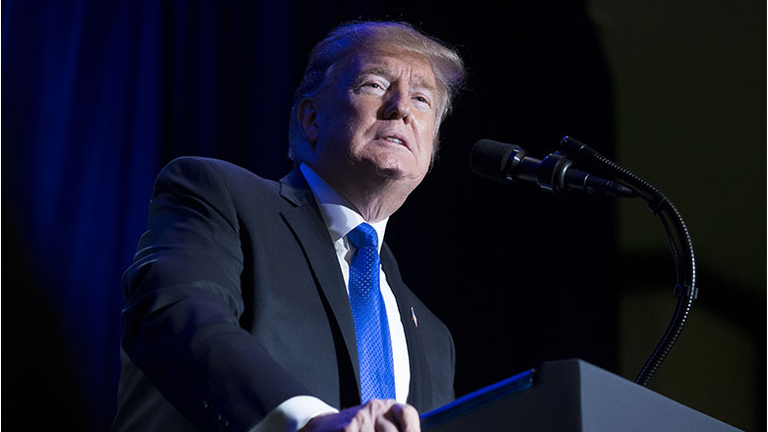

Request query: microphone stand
[{"left": 560, "top": 136, "right": 698, "bottom": 387}]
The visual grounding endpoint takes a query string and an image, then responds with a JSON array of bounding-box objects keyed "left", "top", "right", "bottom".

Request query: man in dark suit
[{"left": 112, "top": 21, "right": 465, "bottom": 432}]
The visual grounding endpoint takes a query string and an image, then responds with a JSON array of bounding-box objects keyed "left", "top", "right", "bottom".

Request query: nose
[{"left": 382, "top": 87, "right": 411, "bottom": 122}]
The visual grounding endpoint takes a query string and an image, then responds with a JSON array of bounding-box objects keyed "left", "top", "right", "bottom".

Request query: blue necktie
[{"left": 347, "top": 222, "right": 396, "bottom": 403}]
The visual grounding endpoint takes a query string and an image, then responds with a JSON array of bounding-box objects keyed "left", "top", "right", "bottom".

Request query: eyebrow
[{"left": 356, "top": 65, "right": 437, "bottom": 93}]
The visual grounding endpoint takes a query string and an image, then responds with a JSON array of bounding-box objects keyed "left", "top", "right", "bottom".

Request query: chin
[
  {"left": 359, "top": 152, "right": 426, "bottom": 183},
  {"left": 357, "top": 155, "right": 401, "bottom": 177},
  {"left": 372, "top": 165, "right": 407, "bottom": 180}
]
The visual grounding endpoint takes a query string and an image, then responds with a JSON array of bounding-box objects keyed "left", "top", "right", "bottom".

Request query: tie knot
[{"left": 348, "top": 223, "right": 378, "bottom": 249}]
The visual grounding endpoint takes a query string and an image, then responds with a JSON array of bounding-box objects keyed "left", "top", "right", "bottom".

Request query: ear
[{"left": 297, "top": 98, "right": 319, "bottom": 146}]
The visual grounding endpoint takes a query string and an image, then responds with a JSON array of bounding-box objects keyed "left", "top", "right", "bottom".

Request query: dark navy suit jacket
[{"left": 111, "top": 157, "right": 455, "bottom": 431}]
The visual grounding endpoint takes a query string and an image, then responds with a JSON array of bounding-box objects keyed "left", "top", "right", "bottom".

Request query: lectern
[{"left": 421, "top": 359, "right": 742, "bottom": 431}]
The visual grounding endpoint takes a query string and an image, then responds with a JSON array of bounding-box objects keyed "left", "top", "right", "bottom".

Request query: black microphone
[{"left": 470, "top": 139, "right": 635, "bottom": 198}]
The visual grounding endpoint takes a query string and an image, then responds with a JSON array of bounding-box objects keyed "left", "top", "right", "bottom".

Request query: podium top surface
[{"left": 421, "top": 359, "right": 742, "bottom": 432}]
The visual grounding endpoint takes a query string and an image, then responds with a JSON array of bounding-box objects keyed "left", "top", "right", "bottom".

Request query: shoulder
[
  {"left": 159, "top": 156, "right": 277, "bottom": 186},
  {"left": 155, "top": 156, "right": 282, "bottom": 201}
]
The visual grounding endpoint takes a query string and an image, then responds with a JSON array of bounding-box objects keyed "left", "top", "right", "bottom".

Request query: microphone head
[{"left": 470, "top": 139, "right": 520, "bottom": 184}]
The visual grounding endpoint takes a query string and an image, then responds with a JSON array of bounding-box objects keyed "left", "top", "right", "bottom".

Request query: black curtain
[{"left": 3, "top": 1, "right": 618, "bottom": 429}]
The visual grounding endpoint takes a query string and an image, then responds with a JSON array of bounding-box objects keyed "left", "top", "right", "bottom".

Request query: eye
[
  {"left": 412, "top": 95, "right": 432, "bottom": 108},
  {"left": 354, "top": 80, "right": 387, "bottom": 95}
]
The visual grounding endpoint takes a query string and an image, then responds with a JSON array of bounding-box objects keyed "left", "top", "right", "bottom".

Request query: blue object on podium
[{"left": 421, "top": 359, "right": 742, "bottom": 431}]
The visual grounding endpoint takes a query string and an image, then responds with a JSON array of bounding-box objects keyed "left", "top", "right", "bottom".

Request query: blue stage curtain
[
  {"left": 3, "top": 1, "right": 163, "bottom": 429},
  {"left": 2, "top": 1, "right": 297, "bottom": 428}
]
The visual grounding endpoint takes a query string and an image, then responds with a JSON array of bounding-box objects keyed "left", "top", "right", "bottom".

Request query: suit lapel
[
  {"left": 380, "top": 243, "right": 433, "bottom": 411},
  {"left": 278, "top": 168, "right": 432, "bottom": 408},
  {"left": 278, "top": 169, "right": 361, "bottom": 397}
]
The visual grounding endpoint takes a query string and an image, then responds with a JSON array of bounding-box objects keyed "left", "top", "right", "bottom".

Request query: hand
[{"left": 300, "top": 399, "right": 420, "bottom": 432}]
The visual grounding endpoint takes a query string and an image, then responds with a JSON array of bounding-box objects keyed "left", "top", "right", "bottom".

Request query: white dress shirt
[{"left": 252, "top": 164, "right": 411, "bottom": 431}]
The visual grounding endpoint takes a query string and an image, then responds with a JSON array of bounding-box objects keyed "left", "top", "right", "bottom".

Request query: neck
[
  {"left": 337, "top": 179, "right": 410, "bottom": 223},
  {"left": 311, "top": 166, "right": 415, "bottom": 223}
]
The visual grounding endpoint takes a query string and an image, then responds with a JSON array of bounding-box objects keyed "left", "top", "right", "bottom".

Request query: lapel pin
[{"left": 410, "top": 307, "right": 418, "bottom": 328}]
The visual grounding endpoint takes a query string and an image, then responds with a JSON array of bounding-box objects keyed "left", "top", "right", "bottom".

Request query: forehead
[{"left": 337, "top": 47, "right": 437, "bottom": 88}]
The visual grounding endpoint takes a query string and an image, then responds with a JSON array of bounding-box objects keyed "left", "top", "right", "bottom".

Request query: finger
[
  {"left": 363, "top": 399, "right": 397, "bottom": 418},
  {"left": 374, "top": 415, "right": 400, "bottom": 432},
  {"left": 349, "top": 399, "right": 396, "bottom": 431},
  {"left": 387, "top": 403, "right": 420, "bottom": 432}
]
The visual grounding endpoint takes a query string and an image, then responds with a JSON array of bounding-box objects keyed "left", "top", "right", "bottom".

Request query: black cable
[{"left": 657, "top": 210, "right": 683, "bottom": 283}]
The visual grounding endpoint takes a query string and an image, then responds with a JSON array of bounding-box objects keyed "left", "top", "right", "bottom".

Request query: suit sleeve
[{"left": 120, "top": 157, "right": 310, "bottom": 431}]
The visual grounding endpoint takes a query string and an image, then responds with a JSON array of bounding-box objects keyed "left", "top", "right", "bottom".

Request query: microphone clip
[{"left": 537, "top": 151, "right": 574, "bottom": 195}]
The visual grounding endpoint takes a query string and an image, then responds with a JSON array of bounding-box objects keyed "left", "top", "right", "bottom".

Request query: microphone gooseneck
[
  {"left": 558, "top": 136, "right": 697, "bottom": 387},
  {"left": 470, "top": 136, "right": 697, "bottom": 387}
]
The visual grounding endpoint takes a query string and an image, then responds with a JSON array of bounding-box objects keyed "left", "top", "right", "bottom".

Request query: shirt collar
[{"left": 299, "top": 164, "right": 388, "bottom": 251}]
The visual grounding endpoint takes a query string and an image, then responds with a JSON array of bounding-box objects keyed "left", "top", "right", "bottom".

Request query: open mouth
[{"left": 379, "top": 134, "right": 409, "bottom": 149}]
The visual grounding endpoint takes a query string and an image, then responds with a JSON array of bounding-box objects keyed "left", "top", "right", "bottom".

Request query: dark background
[{"left": 3, "top": 1, "right": 764, "bottom": 430}]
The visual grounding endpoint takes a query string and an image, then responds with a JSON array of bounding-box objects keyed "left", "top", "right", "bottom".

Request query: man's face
[{"left": 307, "top": 46, "right": 439, "bottom": 195}]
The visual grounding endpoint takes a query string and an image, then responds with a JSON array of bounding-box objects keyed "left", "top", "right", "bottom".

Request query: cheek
[
  {"left": 336, "top": 101, "right": 366, "bottom": 131},
  {"left": 417, "top": 120, "right": 437, "bottom": 153},
  {"left": 323, "top": 110, "right": 358, "bottom": 147}
]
